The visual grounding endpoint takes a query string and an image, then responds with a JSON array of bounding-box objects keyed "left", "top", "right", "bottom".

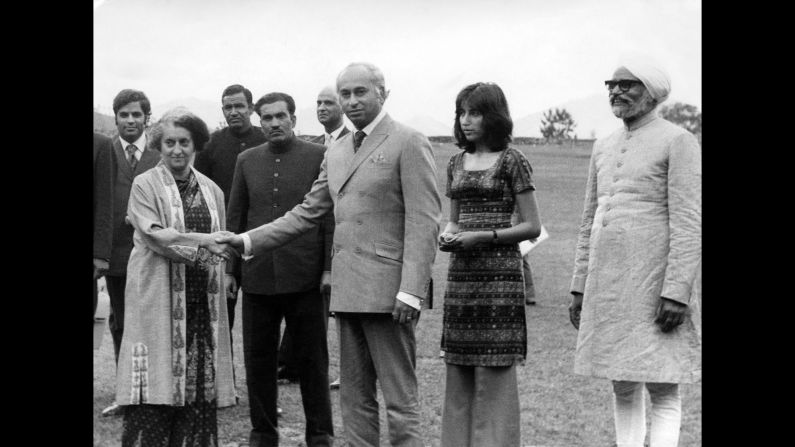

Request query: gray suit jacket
[{"left": 248, "top": 114, "right": 441, "bottom": 312}]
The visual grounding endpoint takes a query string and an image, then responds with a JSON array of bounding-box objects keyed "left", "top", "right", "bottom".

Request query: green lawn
[{"left": 93, "top": 142, "right": 701, "bottom": 446}]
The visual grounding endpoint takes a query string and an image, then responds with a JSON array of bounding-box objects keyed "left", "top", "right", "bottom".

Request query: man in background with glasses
[{"left": 568, "top": 58, "right": 702, "bottom": 447}]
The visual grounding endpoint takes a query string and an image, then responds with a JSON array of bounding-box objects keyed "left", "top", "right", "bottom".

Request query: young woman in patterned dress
[{"left": 438, "top": 82, "right": 542, "bottom": 447}]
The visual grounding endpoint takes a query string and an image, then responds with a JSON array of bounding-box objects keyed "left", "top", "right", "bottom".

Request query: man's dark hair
[
  {"left": 453, "top": 82, "right": 513, "bottom": 153},
  {"left": 222, "top": 84, "right": 253, "bottom": 105},
  {"left": 112, "top": 89, "right": 151, "bottom": 116},
  {"left": 254, "top": 92, "right": 296, "bottom": 116},
  {"left": 148, "top": 108, "right": 210, "bottom": 152}
]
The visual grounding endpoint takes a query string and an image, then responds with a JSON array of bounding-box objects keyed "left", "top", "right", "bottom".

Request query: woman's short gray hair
[{"left": 148, "top": 107, "right": 210, "bottom": 152}]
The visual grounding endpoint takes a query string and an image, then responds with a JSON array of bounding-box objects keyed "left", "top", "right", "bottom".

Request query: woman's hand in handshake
[{"left": 202, "top": 232, "right": 240, "bottom": 260}]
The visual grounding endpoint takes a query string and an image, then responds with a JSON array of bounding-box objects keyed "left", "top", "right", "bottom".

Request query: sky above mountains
[{"left": 94, "top": 0, "right": 701, "bottom": 138}]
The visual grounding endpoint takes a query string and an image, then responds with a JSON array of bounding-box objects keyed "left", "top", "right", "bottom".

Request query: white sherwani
[{"left": 570, "top": 109, "right": 701, "bottom": 383}]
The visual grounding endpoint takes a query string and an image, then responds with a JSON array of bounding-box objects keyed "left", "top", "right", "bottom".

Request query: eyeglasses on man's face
[{"left": 604, "top": 80, "right": 644, "bottom": 92}]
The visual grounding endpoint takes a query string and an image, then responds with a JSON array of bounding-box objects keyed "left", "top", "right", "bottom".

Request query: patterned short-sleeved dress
[{"left": 441, "top": 147, "right": 535, "bottom": 367}]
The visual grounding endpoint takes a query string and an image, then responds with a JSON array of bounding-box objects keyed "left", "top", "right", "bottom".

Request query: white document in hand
[{"left": 519, "top": 225, "right": 550, "bottom": 256}]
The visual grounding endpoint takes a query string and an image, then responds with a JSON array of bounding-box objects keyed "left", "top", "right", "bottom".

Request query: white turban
[{"left": 620, "top": 57, "right": 671, "bottom": 103}]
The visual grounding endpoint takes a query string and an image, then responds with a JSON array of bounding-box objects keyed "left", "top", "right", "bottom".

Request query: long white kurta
[{"left": 570, "top": 109, "right": 701, "bottom": 384}]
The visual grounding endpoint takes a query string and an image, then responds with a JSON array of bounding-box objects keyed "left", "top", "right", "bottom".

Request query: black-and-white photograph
[{"left": 93, "top": 0, "right": 701, "bottom": 445}]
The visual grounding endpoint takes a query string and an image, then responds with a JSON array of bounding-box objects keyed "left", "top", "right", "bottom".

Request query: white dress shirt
[
  {"left": 119, "top": 133, "right": 148, "bottom": 161},
  {"left": 324, "top": 123, "right": 346, "bottom": 146}
]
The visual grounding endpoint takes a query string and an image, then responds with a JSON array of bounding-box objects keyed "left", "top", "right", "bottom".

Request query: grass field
[{"left": 93, "top": 142, "right": 702, "bottom": 446}]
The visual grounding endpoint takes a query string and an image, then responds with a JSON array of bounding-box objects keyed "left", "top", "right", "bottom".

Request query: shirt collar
[
  {"left": 267, "top": 135, "right": 295, "bottom": 154},
  {"left": 624, "top": 107, "right": 659, "bottom": 132},
  {"left": 228, "top": 125, "right": 254, "bottom": 139},
  {"left": 119, "top": 133, "right": 147, "bottom": 159},
  {"left": 358, "top": 108, "right": 387, "bottom": 136},
  {"left": 328, "top": 123, "right": 346, "bottom": 141}
]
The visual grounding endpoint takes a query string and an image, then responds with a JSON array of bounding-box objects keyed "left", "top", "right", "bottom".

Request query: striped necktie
[
  {"left": 126, "top": 144, "right": 138, "bottom": 171},
  {"left": 353, "top": 130, "right": 366, "bottom": 152}
]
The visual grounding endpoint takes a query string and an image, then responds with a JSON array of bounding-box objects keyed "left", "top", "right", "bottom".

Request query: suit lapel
[
  {"left": 113, "top": 138, "right": 133, "bottom": 180},
  {"left": 137, "top": 148, "right": 160, "bottom": 174},
  {"left": 340, "top": 116, "right": 391, "bottom": 190},
  {"left": 324, "top": 126, "right": 349, "bottom": 147}
]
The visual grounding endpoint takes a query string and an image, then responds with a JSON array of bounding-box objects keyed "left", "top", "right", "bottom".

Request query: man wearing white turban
[{"left": 568, "top": 60, "right": 701, "bottom": 447}]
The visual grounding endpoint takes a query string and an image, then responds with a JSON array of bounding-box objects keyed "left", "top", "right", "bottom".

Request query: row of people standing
[
  {"left": 93, "top": 85, "right": 344, "bottom": 445},
  {"left": 94, "top": 57, "right": 701, "bottom": 447}
]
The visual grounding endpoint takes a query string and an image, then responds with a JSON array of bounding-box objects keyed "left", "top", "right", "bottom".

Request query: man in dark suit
[
  {"left": 226, "top": 92, "right": 334, "bottom": 447},
  {"left": 94, "top": 132, "right": 114, "bottom": 324},
  {"left": 194, "top": 84, "right": 267, "bottom": 382},
  {"left": 102, "top": 89, "right": 161, "bottom": 417},
  {"left": 219, "top": 62, "right": 442, "bottom": 447},
  {"left": 277, "top": 85, "right": 348, "bottom": 387}
]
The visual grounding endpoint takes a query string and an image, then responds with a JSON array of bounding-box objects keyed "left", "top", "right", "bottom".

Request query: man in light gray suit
[{"left": 219, "top": 62, "right": 441, "bottom": 446}]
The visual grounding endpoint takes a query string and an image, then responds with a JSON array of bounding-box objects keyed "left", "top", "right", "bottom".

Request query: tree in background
[
  {"left": 540, "top": 108, "right": 577, "bottom": 143},
  {"left": 660, "top": 102, "right": 702, "bottom": 143}
]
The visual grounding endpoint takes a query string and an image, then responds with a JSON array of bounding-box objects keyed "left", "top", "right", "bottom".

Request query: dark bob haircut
[
  {"left": 148, "top": 107, "right": 210, "bottom": 153},
  {"left": 453, "top": 82, "right": 513, "bottom": 153},
  {"left": 254, "top": 92, "right": 296, "bottom": 116},
  {"left": 113, "top": 89, "right": 151, "bottom": 116},
  {"left": 222, "top": 84, "right": 253, "bottom": 105}
]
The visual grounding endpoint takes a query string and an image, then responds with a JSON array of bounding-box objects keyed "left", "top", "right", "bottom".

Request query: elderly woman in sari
[
  {"left": 115, "top": 108, "right": 238, "bottom": 447},
  {"left": 568, "top": 58, "right": 701, "bottom": 447}
]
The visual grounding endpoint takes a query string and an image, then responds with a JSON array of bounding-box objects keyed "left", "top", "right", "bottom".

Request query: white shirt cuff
[
  {"left": 242, "top": 233, "right": 253, "bottom": 260},
  {"left": 396, "top": 291, "right": 422, "bottom": 310}
]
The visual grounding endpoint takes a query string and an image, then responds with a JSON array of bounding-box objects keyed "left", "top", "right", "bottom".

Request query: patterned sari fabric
[
  {"left": 122, "top": 171, "right": 219, "bottom": 447},
  {"left": 441, "top": 147, "right": 535, "bottom": 367}
]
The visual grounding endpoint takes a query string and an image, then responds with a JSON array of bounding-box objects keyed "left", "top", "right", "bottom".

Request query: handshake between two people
[{"left": 201, "top": 231, "right": 246, "bottom": 260}]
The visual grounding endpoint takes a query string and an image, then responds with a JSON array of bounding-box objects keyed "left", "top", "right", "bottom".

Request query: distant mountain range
[{"left": 94, "top": 94, "right": 633, "bottom": 139}]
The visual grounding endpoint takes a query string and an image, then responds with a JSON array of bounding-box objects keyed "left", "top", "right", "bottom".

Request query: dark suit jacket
[
  {"left": 94, "top": 133, "right": 115, "bottom": 261},
  {"left": 309, "top": 126, "right": 350, "bottom": 146},
  {"left": 108, "top": 137, "right": 161, "bottom": 276},
  {"left": 226, "top": 137, "right": 333, "bottom": 295},
  {"left": 194, "top": 126, "right": 268, "bottom": 203}
]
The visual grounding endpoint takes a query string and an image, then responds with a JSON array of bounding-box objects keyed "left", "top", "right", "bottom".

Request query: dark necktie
[
  {"left": 126, "top": 144, "right": 138, "bottom": 171},
  {"left": 353, "top": 130, "right": 366, "bottom": 153}
]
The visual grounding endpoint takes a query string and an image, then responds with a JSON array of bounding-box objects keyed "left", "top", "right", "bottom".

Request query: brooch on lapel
[{"left": 370, "top": 152, "right": 387, "bottom": 164}]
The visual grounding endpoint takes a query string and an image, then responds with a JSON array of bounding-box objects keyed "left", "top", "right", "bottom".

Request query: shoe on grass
[{"left": 101, "top": 402, "right": 124, "bottom": 417}]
